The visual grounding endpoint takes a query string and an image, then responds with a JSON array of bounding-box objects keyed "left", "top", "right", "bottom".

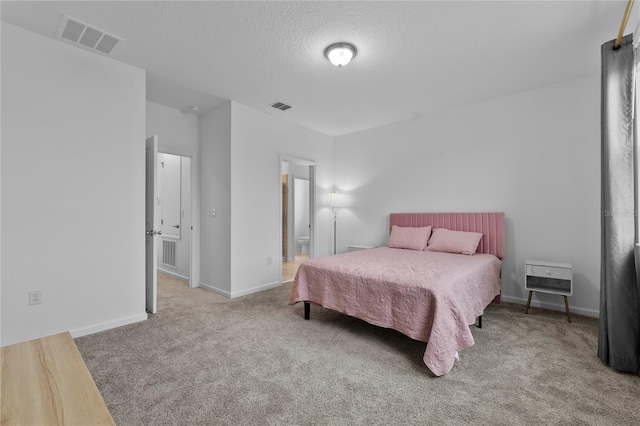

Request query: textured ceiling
[{"left": 2, "top": 1, "right": 638, "bottom": 136}]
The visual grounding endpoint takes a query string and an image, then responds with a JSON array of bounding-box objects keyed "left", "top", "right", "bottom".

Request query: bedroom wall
[
  {"left": 1, "top": 23, "right": 147, "bottom": 345},
  {"left": 146, "top": 101, "right": 201, "bottom": 286},
  {"left": 334, "top": 74, "right": 601, "bottom": 317},
  {"left": 229, "top": 102, "right": 334, "bottom": 297},
  {"left": 199, "top": 102, "right": 232, "bottom": 294}
]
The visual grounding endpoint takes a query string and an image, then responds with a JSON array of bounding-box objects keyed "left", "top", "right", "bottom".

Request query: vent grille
[
  {"left": 270, "top": 101, "right": 292, "bottom": 111},
  {"left": 57, "top": 15, "right": 122, "bottom": 55},
  {"left": 162, "top": 240, "right": 177, "bottom": 268}
]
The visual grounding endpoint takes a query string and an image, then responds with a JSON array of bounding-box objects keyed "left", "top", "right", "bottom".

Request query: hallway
[{"left": 282, "top": 255, "right": 309, "bottom": 283}]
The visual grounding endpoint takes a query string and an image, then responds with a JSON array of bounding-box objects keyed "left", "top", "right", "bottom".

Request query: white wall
[
  {"left": 146, "top": 102, "right": 199, "bottom": 154},
  {"left": 1, "top": 23, "right": 147, "bottom": 345},
  {"left": 230, "top": 102, "right": 334, "bottom": 297},
  {"left": 334, "top": 74, "right": 600, "bottom": 317},
  {"left": 199, "top": 102, "right": 232, "bottom": 294},
  {"left": 146, "top": 101, "right": 200, "bottom": 287}
]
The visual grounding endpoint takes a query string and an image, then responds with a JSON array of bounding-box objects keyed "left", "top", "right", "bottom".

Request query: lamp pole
[
  {"left": 329, "top": 192, "right": 345, "bottom": 255},
  {"left": 333, "top": 207, "right": 338, "bottom": 255}
]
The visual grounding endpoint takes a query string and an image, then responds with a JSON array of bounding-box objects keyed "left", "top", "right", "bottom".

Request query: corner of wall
[{"left": 198, "top": 102, "right": 232, "bottom": 293}]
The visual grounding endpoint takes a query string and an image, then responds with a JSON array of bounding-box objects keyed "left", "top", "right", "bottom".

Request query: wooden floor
[
  {"left": 1, "top": 332, "right": 115, "bottom": 425},
  {"left": 282, "top": 254, "right": 309, "bottom": 282}
]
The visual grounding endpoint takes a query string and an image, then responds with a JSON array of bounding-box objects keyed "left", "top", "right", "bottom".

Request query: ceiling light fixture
[{"left": 324, "top": 43, "right": 357, "bottom": 67}]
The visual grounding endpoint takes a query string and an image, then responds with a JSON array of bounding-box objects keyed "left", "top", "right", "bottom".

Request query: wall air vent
[
  {"left": 270, "top": 101, "right": 292, "bottom": 111},
  {"left": 57, "top": 15, "right": 123, "bottom": 55},
  {"left": 162, "top": 240, "right": 177, "bottom": 268}
]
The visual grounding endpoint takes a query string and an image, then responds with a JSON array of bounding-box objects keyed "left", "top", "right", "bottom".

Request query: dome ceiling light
[{"left": 324, "top": 42, "right": 357, "bottom": 68}]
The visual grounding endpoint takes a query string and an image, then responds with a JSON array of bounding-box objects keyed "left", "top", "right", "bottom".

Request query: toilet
[{"left": 298, "top": 236, "right": 310, "bottom": 255}]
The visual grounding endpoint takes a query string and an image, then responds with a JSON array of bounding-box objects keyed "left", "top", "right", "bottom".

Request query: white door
[
  {"left": 308, "top": 165, "right": 316, "bottom": 259},
  {"left": 146, "top": 136, "right": 160, "bottom": 313}
]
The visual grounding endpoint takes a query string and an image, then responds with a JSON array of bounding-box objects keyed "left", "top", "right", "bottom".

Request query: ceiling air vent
[
  {"left": 270, "top": 101, "right": 292, "bottom": 111},
  {"left": 57, "top": 15, "right": 123, "bottom": 55}
]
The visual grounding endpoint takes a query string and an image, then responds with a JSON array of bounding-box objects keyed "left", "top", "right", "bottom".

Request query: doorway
[
  {"left": 281, "top": 158, "right": 316, "bottom": 283},
  {"left": 146, "top": 137, "right": 197, "bottom": 314},
  {"left": 157, "top": 152, "right": 193, "bottom": 287}
]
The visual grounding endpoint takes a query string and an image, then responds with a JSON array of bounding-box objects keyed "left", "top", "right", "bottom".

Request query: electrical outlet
[{"left": 29, "top": 290, "right": 42, "bottom": 306}]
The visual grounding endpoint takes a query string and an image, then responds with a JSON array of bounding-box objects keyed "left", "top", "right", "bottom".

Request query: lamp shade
[{"left": 329, "top": 192, "right": 346, "bottom": 208}]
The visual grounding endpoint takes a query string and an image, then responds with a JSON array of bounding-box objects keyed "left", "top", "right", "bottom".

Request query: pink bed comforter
[{"left": 287, "top": 247, "right": 502, "bottom": 376}]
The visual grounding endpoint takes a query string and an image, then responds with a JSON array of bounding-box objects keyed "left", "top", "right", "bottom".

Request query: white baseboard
[
  {"left": 500, "top": 295, "right": 599, "bottom": 318},
  {"left": 70, "top": 313, "right": 148, "bottom": 339},
  {"left": 198, "top": 282, "right": 231, "bottom": 298},
  {"left": 230, "top": 281, "right": 282, "bottom": 298},
  {"left": 199, "top": 281, "right": 282, "bottom": 299},
  {"left": 157, "top": 267, "right": 189, "bottom": 281}
]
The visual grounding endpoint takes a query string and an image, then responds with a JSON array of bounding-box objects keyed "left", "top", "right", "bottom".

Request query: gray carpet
[{"left": 75, "top": 274, "right": 640, "bottom": 425}]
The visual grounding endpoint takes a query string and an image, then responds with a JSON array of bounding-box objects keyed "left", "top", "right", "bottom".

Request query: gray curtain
[{"left": 599, "top": 33, "right": 640, "bottom": 374}]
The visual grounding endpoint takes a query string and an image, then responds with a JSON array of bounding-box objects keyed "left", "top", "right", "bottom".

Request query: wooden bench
[{"left": 1, "top": 332, "right": 115, "bottom": 425}]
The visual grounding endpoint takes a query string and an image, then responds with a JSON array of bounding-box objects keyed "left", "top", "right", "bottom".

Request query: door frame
[
  {"left": 154, "top": 147, "right": 199, "bottom": 289},
  {"left": 279, "top": 156, "right": 316, "bottom": 283},
  {"left": 145, "top": 136, "right": 159, "bottom": 314}
]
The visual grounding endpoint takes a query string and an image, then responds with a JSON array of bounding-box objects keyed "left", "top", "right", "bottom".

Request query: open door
[
  {"left": 308, "top": 165, "right": 316, "bottom": 259},
  {"left": 145, "top": 136, "right": 160, "bottom": 313},
  {"left": 282, "top": 174, "right": 288, "bottom": 261}
]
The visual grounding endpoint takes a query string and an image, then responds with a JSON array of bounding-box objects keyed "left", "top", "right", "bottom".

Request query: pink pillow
[
  {"left": 427, "top": 228, "right": 483, "bottom": 255},
  {"left": 388, "top": 225, "right": 432, "bottom": 251}
]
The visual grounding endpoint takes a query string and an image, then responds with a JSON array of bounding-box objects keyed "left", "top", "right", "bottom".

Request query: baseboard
[
  {"left": 157, "top": 267, "right": 189, "bottom": 281},
  {"left": 70, "top": 313, "right": 148, "bottom": 339},
  {"left": 199, "top": 282, "right": 231, "bottom": 298},
  {"left": 230, "top": 281, "right": 282, "bottom": 298},
  {"left": 198, "top": 281, "right": 282, "bottom": 299},
  {"left": 500, "top": 295, "right": 599, "bottom": 318}
]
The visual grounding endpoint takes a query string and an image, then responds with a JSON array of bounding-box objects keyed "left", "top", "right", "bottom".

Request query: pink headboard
[{"left": 389, "top": 212, "right": 505, "bottom": 259}]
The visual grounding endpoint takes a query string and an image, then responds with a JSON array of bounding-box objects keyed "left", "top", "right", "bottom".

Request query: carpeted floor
[{"left": 75, "top": 274, "right": 640, "bottom": 425}]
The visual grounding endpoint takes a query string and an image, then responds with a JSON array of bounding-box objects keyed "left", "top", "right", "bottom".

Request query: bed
[{"left": 287, "top": 212, "right": 504, "bottom": 376}]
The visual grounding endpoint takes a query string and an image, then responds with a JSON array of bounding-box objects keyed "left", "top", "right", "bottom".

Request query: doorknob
[
  {"left": 172, "top": 225, "right": 180, "bottom": 229},
  {"left": 146, "top": 230, "right": 162, "bottom": 236}
]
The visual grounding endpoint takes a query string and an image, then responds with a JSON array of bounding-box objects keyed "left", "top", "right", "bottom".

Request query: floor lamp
[{"left": 328, "top": 192, "right": 346, "bottom": 255}]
